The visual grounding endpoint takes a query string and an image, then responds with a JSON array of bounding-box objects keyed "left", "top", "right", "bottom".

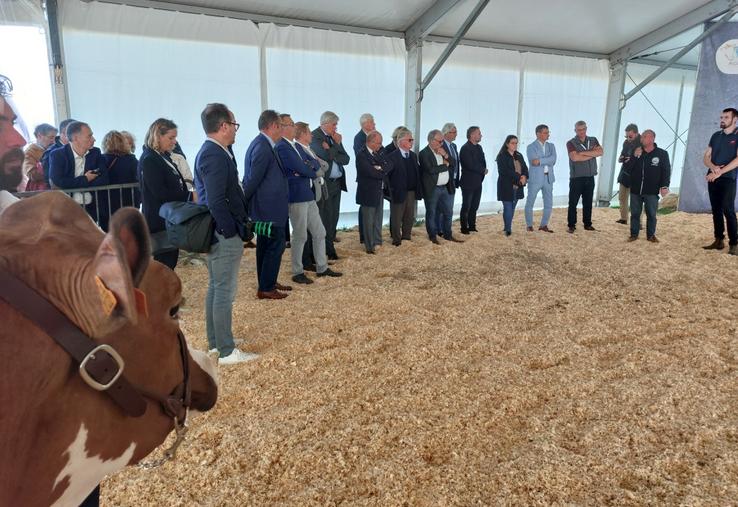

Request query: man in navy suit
[
  {"left": 310, "top": 111, "right": 350, "bottom": 260},
  {"left": 243, "top": 109, "right": 291, "bottom": 300},
  {"left": 353, "top": 113, "right": 375, "bottom": 245},
  {"left": 276, "top": 115, "right": 341, "bottom": 284},
  {"left": 356, "top": 131, "right": 393, "bottom": 254},
  {"left": 48, "top": 121, "right": 109, "bottom": 226},
  {"left": 194, "top": 103, "right": 256, "bottom": 365},
  {"left": 438, "top": 122, "right": 459, "bottom": 236},
  {"left": 386, "top": 127, "right": 422, "bottom": 246}
]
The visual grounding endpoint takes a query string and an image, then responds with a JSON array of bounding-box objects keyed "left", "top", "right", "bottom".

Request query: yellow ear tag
[
  {"left": 134, "top": 288, "right": 149, "bottom": 318},
  {"left": 94, "top": 276, "right": 117, "bottom": 316}
]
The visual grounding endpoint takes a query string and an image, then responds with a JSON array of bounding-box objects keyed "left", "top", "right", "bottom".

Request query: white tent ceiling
[{"left": 109, "top": 0, "right": 717, "bottom": 61}]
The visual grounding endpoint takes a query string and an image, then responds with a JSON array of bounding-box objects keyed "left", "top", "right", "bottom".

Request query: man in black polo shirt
[{"left": 704, "top": 108, "right": 738, "bottom": 255}]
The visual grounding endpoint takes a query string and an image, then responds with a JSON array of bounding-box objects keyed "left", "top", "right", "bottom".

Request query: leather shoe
[
  {"left": 647, "top": 236, "right": 659, "bottom": 243},
  {"left": 333, "top": 236, "right": 341, "bottom": 243},
  {"left": 392, "top": 241, "right": 401, "bottom": 246},
  {"left": 584, "top": 225, "right": 596, "bottom": 231},
  {"left": 275, "top": 282, "right": 292, "bottom": 291},
  {"left": 303, "top": 263, "right": 317, "bottom": 272},
  {"left": 615, "top": 219, "right": 627, "bottom": 225},
  {"left": 460, "top": 229, "right": 470, "bottom": 235},
  {"left": 257, "top": 290, "right": 288, "bottom": 300},
  {"left": 446, "top": 236, "right": 464, "bottom": 243},
  {"left": 243, "top": 240, "right": 256, "bottom": 249},
  {"left": 317, "top": 267, "right": 343, "bottom": 277},
  {"left": 469, "top": 227, "right": 479, "bottom": 232},
  {"left": 526, "top": 226, "right": 534, "bottom": 232},
  {"left": 430, "top": 237, "right": 441, "bottom": 244},
  {"left": 567, "top": 226, "right": 575, "bottom": 234},
  {"left": 628, "top": 235, "right": 638, "bottom": 242},
  {"left": 703, "top": 239, "right": 725, "bottom": 250},
  {"left": 366, "top": 249, "right": 376, "bottom": 254},
  {"left": 730, "top": 245, "right": 738, "bottom": 255},
  {"left": 327, "top": 253, "right": 340, "bottom": 261},
  {"left": 538, "top": 225, "right": 554, "bottom": 233},
  {"left": 292, "top": 273, "right": 313, "bottom": 284}
]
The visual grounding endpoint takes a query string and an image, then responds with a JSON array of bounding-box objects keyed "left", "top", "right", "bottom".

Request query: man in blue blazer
[
  {"left": 194, "top": 103, "right": 255, "bottom": 365},
  {"left": 276, "top": 115, "right": 342, "bottom": 284},
  {"left": 310, "top": 111, "right": 350, "bottom": 260},
  {"left": 524, "top": 124, "right": 557, "bottom": 233},
  {"left": 356, "top": 131, "right": 393, "bottom": 254},
  {"left": 243, "top": 109, "right": 291, "bottom": 300},
  {"left": 48, "top": 121, "right": 109, "bottom": 227}
]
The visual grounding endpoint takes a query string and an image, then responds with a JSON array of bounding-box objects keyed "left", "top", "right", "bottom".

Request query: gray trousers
[
  {"left": 205, "top": 232, "right": 244, "bottom": 357},
  {"left": 390, "top": 191, "right": 416, "bottom": 243},
  {"left": 360, "top": 203, "right": 383, "bottom": 252},
  {"left": 289, "top": 200, "right": 327, "bottom": 275}
]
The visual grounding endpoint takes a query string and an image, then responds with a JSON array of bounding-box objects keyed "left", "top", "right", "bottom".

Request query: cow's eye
[{"left": 169, "top": 305, "right": 180, "bottom": 319}]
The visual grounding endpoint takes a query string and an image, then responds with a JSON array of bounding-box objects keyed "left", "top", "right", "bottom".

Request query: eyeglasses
[{"left": 225, "top": 121, "right": 240, "bottom": 131}]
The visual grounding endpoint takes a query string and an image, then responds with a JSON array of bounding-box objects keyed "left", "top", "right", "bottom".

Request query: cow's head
[{"left": 0, "top": 192, "right": 218, "bottom": 506}]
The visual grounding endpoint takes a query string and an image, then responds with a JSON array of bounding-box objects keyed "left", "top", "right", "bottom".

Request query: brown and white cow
[{"left": 0, "top": 191, "right": 218, "bottom": 506}]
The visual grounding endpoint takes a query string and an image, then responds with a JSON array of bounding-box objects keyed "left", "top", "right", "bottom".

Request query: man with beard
[
  {"left": 704, "top": 107, "right": 738, "bottom": 254},
  {"left": 0, "top": 75, "right": 27, "bottom": 193}
]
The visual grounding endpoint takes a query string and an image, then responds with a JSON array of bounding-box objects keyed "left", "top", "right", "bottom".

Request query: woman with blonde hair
[
  {"left": 101, "top": 130, "right": 140, "bottom": 215},
  {"left": 138, "top": 118, "right": 189, "bottom": 269}
]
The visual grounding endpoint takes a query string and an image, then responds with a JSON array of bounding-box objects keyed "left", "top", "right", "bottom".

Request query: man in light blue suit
[{"left": 525, "top": 124, "right": 557, "bottom": 233}]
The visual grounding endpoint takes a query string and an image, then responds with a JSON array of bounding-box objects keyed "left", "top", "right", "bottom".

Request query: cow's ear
[{"left": 91, "top": 209, "right": 151, "bottom": 329}]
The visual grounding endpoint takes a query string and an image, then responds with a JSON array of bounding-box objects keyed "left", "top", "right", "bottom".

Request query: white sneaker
[
  {"left": 209, "top": 338, "right": 244, "bottom": 355},
  {"left": 218, "top": 349, "right": 259, "bottom": 365}
]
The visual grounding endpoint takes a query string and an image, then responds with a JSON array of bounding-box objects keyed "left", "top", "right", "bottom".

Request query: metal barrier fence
[{"left": 13, "top": 183, "right": 140, "bottom": 231}]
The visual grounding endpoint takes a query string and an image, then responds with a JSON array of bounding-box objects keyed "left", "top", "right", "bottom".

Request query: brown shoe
[
  {"left": 275, "top": 282, "right": 293, "bottom": 291},
  {"left": 703, "top": 239, "right": 725, "bottom": 250},
  {"left": 567, "top": 226, "right": 575, "bottom": 234},
  {"left": 647, "top": 236, "right": 659, "bottom": 243},
  {"left": 243, "top": 240, "right": 256, "bottom": 249},
  {"left": 526, "top": 226, "right": 534, "bottom": 232},
  {"left": 628, "top": 236, "right": 638, "bottom": 242},
  {"left": 257, "top": 290, "right": 288, "bottom": 300},
  {"left": 615, "top": 219, "right": 627, "bottom": 225},
  {"left": 538, "top": 225, "right": 554, "bottom": 233},
  {"left": 446, "top": 236, "right": 464, "bottom": 243},
  {"left": 584, "top": 225, "right": 596, "bottom": 231}
]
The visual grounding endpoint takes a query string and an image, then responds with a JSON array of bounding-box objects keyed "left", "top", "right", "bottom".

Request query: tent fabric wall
[
  {"left": 617, "top": 63, "right": 697, "bottom": 196},
  {"left": 53, "top": 0, "right": 693, "bottom": 222},
  {"left": 60, "top": 0, "right": 261, "bottom": 165}
]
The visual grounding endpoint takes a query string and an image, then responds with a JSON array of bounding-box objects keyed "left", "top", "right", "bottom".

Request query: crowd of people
[{"left": 5, "top": 69, "right": 738, "bottom": 364}]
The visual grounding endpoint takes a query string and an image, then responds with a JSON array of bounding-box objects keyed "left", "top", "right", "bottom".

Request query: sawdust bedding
[{"left": 103, "top": 207, "right": 738, "bottom": 506}]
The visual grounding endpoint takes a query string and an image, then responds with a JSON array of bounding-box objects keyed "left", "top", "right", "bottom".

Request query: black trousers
[
  {"left": 460, "top": 185, "right": 482, "bottom": 231},
  {"left": 320, "top": 179, "right": 342, "bottom": 257},
  {"left": 708, "top": 177, "right": 738, "bottom": 245},
  {"left": 567, "top": 176, "right": 595, "bottom": 228}
]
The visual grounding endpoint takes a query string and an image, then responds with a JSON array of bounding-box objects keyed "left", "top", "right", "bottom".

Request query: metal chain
[{"left": 138, "top": 415, "right": 189, "bottom": 470}]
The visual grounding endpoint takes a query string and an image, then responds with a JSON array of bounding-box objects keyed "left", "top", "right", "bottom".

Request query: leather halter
[{"left": 0, "top": 269, "right": 191, "bottom": 427}]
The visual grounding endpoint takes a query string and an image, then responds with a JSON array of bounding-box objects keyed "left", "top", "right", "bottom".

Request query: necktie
[{"left": 403, "top": 152, "right": 409, "bottom": 159}]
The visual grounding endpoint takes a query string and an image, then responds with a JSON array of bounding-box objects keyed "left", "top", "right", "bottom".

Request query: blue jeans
[
  {"left": 256, "top": 225, "right": 286, "bottom": 292},
  {"left": 205, "top": 232, "right": 244, "bottom": 356},
  {"left": 436, "top": 191, "right": 455, "bottom": 234},
  {"left": 425, "top": 186, "right": 452, "bottom": 239},
  {"left": 524, "top": 177, "right": 553, "bottom": 227},
  {"left": 502, "top": 200, "right": 518, "bottom": 233},
  {"left": 630, "top": 193, "right": 658, "bottom": 238}
]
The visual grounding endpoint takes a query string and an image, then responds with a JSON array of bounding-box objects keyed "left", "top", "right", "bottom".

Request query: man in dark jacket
[
  {"left": 356, "top": 131, "right": 393, "bottom": 254},
  {"left": 311, "top": 111, "right": 350, "bottom": 260},
  {"left": 625, "top": 129, "right": 670, "bottom": 243},
  {"left": 616, "top": 123, "right": 640, "bottom": 225},
  {"left": 459, "top": 126, "right": 488, "bottom": 234},
  {"left": 419, "top": 129, "right": 463, "bottom": 244},
  {"left": 386, "top": 127, "right": 421, "bottom": 246}
]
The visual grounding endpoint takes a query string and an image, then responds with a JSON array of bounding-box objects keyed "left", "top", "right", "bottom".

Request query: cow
[{"left": 0, "top": 191, "right": 219, "bottom": 506}]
